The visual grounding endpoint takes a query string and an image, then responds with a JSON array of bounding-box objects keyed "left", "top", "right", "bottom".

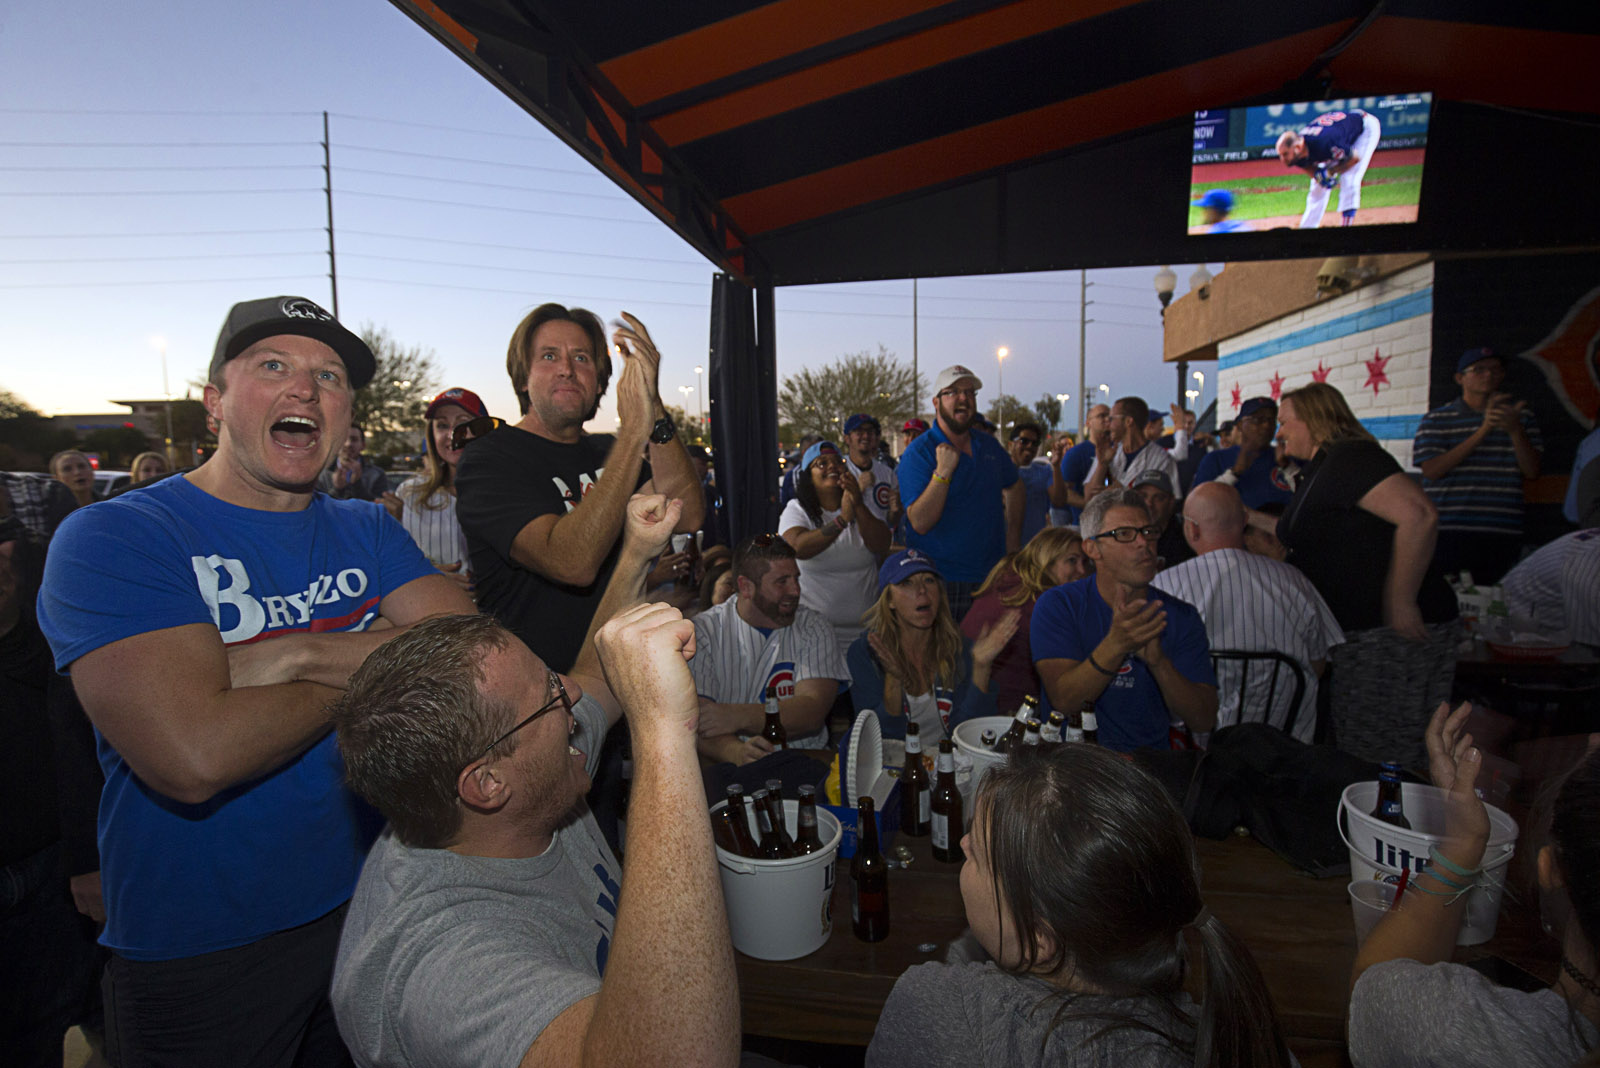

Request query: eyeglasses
[
  {"left": 1091, "top": 525, "right": 1162, "bottom": 543},
  {"left": 1014, "top": 437, "right": 1040, "bottom": 448},
  {"left": 450, "top": 415, "right": 505, "bottom": 450},
  {"left": 938, "top": 387, "right": 977, "bottom": 399},
  {"left": 471, "top": 670, "right": 571, "bottom": 762}
]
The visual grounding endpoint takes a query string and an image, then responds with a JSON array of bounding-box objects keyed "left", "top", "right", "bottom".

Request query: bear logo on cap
[{"left": 280, "top": 297, "right": 334, "bottom": 321}]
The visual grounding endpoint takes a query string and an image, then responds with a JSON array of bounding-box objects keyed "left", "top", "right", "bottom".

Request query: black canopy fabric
[{"left": 391, "top": 0, "right": 1599, "bottom": 285}]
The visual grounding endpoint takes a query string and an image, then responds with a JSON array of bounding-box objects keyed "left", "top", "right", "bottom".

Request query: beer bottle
[
  {"left": 763, "top": 779, "right": 797, "bottom": 855},
  {"left": 761, "top": 688, "right": 788, "bottom": 750},
  {"left": 751, "top": 788, "right": 791, "bottom": 859},
  {"left": 980, "top": 728, "right": 998, "bottom": 748},
  {"left": 723, "top": 784, "right": 761, "bottom": 858},
  {"left": 1370, "top": 761, "right": 1411, "bottom": 829},
  {"left": 1022, "top": 719, "right": 1043, "bottom": 747},
  {"left": 794, "top": 784, "right": 824, "bottom": 855},
  {"left": 992, "top": 699, "right": 1035, "bottom": 754},
  {"left": 712, "top": 807, "right": 742, "bottom": 855},
  {"left": 931, "top": 739, "right": 964, "bottom": 863},
  {"left": 1041, "top": 710, "right": 1066, "bottom": 747},
  {"left": 1079, "top": 700, "right": 1099, "bottom": 746},
  {"left": 900, "top": 722, "right": 931, "bottom": 837},
  {"left": 617, "top": 731, "right": 634, "bottom": 848},
  {"left": 851, "top": 796, "right": 890, "bottom": 942}
]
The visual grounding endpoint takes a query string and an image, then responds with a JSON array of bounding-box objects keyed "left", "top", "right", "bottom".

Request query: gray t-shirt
[
  {"left": 1349, "top": 959, "right": 1595, "bottom": 1067},
  {"left": 866, "top": 961, "right": 1202, "bottom": 1068},
  {"left": 331, "top": 694, "right": 620, "bottom": 1068}
]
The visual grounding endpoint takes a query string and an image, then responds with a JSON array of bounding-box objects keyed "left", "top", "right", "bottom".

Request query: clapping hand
[
  {"left": 1107, "top": 590, "right": 1166, "bottom": 661},
  {"left": 971, "top": 610, "right": 1020, "bottom": 667}
]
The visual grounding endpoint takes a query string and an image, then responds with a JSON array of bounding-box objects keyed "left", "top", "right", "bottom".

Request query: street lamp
[
  {"left": 1153, "top": 266, "right": 1177, "bottom": 311},
  {"left": 996, "top": 346, "right": 1008, "bottom": 399},
  {"left": 149, "top": 335, "right": 174, "bottom": 464}
]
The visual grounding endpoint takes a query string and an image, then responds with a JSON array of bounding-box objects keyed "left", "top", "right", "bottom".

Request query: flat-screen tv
[{"left": 1188, "top": 93, "right": 1432, "bottom": 234}]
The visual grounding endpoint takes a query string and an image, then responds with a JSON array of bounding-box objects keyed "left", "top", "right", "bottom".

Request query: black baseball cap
[{"left": 210, "top": 296, "right": 376, "bottom": 389}]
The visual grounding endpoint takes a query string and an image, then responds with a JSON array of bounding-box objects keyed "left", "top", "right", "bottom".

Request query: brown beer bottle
[
  {"left": 1022, "top": 718, "right": 1043, "bottom": 747},
  {"left": 1370, "top": 761, "right": 1412, "bottom": 829},
  {"left": 1079, "top": 701, "right": 1099, "bottom": 746},
  {"left": 931, "top": 739, "right": 964, "bottom": 863},
  {"left": 762, "top": 779, "right": 797, "bottom": 856},
  {"left": 1041, "top": 710, "right": 1066, "bottom": 747},
  {"left": 712, "top": 807, "right": 742, "bottom": 854},
  {"left": 761, "top": 688, "right": 788, "bottom": 750},
  {"left": 723, "top": 784, "right": 760, "bottom": 858},
  {"left": 900, "top": 722, "right": 932, "bottom": 837},
  {"left": 991, "top": 701, "right": 1033, "bottom": 755},
  {"left": 794, "top": 784, "right": 824, "bottom": 855},
  {"left": 851, "top": 796, "right": 890, "bottom": 941},
  {"left": 751, "top": 788, "right": 792, "bottom": 859}
]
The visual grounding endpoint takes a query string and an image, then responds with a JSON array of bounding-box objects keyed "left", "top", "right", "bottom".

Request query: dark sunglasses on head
[
  {"left": 450, "top": 416, "right": 504, "bottom": 450},
  {"left": 1091, "top": 525, "right": 1162, "bottom": 543}
]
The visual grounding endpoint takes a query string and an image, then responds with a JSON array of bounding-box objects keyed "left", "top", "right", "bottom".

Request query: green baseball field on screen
[{"left": 1188, "top": 164, "right": 1423, "bottom": 226}]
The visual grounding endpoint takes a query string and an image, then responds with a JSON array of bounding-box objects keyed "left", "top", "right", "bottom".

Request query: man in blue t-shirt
[
  {"left": 1193, "top": 396, "right": 1296, "bottom": 509},
  {"left": 1031, "top": 489, "right": 1217, "bottom": 752},
  {"left": 1007, "top": 421, "right": 1053, "bottom": 544},
  {"left": 37, "top": 296, "right": 476, "bottom": 1067},
  {"left": 898, "top": 364, "right": 1023, "bottom": 619},
  {"left": 1057, "top": 403, "right": 1112, "bottom": 525}
]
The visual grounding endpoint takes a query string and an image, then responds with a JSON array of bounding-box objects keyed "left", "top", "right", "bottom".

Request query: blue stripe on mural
[
  {"left": 1362, "top": 414, "right": 1424, "bottom": 440},
  {"left": 1219, "top": 289, "right": 1433, "bottom": 370}
]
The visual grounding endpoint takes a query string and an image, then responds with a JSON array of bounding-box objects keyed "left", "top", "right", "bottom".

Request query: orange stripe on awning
[
  {"left": 722, "top": 25, "right": 1344, "bottom": 237},
  {"left": 599, "top": 0, "right": 954, "bottom": 106},
  {"left": 410, "top": 0, "right": 478, "bottom": 52},
  {"left": 653, "top": 0, "right": 1140, "bottom": 146},
  {"left": 1333, "top": 18, "right": 1600, "bottom": 114}
]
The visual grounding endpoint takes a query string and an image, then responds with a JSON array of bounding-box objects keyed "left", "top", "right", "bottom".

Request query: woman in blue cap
[
  {"left": 849, "top": 548, "right": 1016, "bottom": 741},
  {"left": 780, "top": 438, "right": 890, "bottom": 660}
]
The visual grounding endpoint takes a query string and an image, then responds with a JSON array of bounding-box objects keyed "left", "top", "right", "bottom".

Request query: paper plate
[{"left": 843, "top": 709, "right": 883, "bottom": 808}]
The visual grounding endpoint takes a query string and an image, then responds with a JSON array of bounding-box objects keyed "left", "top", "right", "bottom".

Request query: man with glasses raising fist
[{"left": 1031, "top": 489, "right": 1217, "bottom": 752}]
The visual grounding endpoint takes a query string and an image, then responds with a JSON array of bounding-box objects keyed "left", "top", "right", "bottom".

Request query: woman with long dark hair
[
  {"left": 1349, "top": 703, "right": 1600, "bottom": 1063},
  {"left": 867, "top": 743, "right": 1292, "bottom": 1067},
  {"left": 780, "top": 439, "right": 890, "bottom": 660},
  {"left": 1266, "top": 382, "right": 1458, "bottom": 767}
]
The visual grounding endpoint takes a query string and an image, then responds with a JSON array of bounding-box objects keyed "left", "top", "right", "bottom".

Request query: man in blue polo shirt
[
  {"left": 1193, "top": 396, "right": 1296, "bottom": 509},
  {"left": 898, "top": 364, "right": 1023, "bottom": 619},
  {"left": 1031, "top": 489, "right": 1217, "bottom": 752},
  {"left": 1413, "top": 347, "right": 1542, "bottom": 582}
]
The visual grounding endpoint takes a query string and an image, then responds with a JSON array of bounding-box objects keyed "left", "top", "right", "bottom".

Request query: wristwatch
[{"left": 649, "top": 415, "right": 676, "bottom": 444}]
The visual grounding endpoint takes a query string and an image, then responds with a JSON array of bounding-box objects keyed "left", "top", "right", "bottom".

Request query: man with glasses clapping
[{"left": 1031, "top": 489, "right": 1217, "bottom": 752}]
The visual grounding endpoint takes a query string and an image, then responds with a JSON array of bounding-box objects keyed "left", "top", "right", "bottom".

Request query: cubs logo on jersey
[
  {"left": 763, "top": 662, "right": 798, "bottom": 701},
  {"left": 872, "top": 481, "right": 892, "bottom": 513},
  {"left": 935, "top": 687, "right": 954, "bottom": 732}
]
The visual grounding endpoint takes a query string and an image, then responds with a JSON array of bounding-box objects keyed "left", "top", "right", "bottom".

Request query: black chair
[{"left": 1209, "top": 649, "right": 1310, "bottom": 738}]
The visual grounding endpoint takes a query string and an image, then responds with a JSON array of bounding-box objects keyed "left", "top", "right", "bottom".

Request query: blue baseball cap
[
  {"left": 1238, "top": 396, "right": 1277, "bottom": 420},
  {"left": 1456, "top": 347, "right": 1499, "bottom": 374},
  {"left": 877, "top": 549, "right": 942, "bottom": 593},
  {"left": 800, "top": 440, "right": 841, "bottom": 470},
  {"left": 1192, "top": 189, "right": 1234, "bottom": 212},
  {"left": 842, "top": 413, "right": 880, "bottom": 434}
]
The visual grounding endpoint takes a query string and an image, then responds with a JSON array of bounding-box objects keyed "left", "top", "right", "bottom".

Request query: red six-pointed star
[
  {"left": 1231, "top": 383, "right": 1242, "bottom": 409},
  {"left": 1311, "top": 361, "right": 1331, "bottom": 383},
  {"left": 1269, "top": 371, "right": 1285, "bottom": 401},
  {"left": 1364, "top": 349, "right": 1391, "bottom": 396}
]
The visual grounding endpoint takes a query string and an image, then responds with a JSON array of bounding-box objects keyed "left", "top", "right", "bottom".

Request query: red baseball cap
[{"left": 425, "top": 387, "right": 489, "bottom": 420}]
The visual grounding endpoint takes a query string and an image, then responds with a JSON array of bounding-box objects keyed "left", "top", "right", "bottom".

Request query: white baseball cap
[{"left": 933, "top": 365, "right": 983, "bottom": 396}]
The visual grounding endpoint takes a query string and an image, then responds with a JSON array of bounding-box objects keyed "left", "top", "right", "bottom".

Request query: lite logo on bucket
[{"left": 1372, "top": 834, "right": 1428, "bottom": 876}]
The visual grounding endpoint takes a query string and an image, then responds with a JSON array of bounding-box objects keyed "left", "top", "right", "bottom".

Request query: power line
[
  {"left": 0, "top": 251, "right": 320, "bottom": 266},
  {"left": 340, "top": 189, "right": 658, "bottom": 225},
  {"left": 339, "top": 252, "right": 707, "bottom": 287},
  {"left": 339, "top": 228, "right": 706, "bottom": 267},
  {"left": 0, "top": 140, "right": 314, "bottom": 149},
  {"left": 334, "top": 142, "right": 591, "bottom": 176},
  {"left": 337, "top": 165, "right": 627, "bottom": 201},
  {"left": 0, "top": 107, "right": 312, "bottom": 118},
  {"left": 340, "top": 274, "right": 709, "bottom": 308},
  {"left": 0, "top": 274, "right": 319, "bottom": 290},
  {"left": 0, "top": 228, "right": 324, "bottom": 240},
  {"left": 0, "top": 163, "right": 313, "bottom": 173},
  {"left": 0, "top": 188, "right": 320, "bottom": 197},
  {"left": 327, "top": 111, "right": 554, "bottom": 142}
]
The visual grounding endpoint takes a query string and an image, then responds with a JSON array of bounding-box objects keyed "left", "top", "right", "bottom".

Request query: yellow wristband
[{"left": 931, "top": 473, "right": 951, "bottom": 485}]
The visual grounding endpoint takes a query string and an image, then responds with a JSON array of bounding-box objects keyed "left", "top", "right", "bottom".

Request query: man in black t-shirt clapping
[{"left": 456, "top": 305, "right": 703, "bottom": 672}]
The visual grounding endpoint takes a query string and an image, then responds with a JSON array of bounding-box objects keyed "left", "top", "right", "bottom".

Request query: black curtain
[{"left": 708, "top": 273, "right": 778, "bottom": 544}]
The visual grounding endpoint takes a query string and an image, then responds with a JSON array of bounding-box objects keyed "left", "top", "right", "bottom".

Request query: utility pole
[
  {"left": 912, "top": 278, "right": 919, "bottom": 418},
  {"left": 1077, "top": 270, "right": 1094, "bottom": 431},
  {"left": 322, "top": 111, "right": 339, "bottom": 318}
]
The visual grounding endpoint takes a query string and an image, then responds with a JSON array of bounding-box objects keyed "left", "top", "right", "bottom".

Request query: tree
[
  {"left": 777, "top": 346, "right": 925, "bottom": 441},
  {"left": 80, "top": 425, "right": 153, "bottom": 467},
  {"left": 985, "top": 393, "right": 1033, "bottom": 432},
  {"left": 662, "top": 404, "right": 702, "bottom": 448},
  {"left": 0, "top": 386, "right": 77, "bottom": 469},
  {"left": 1032, "top": 393, "right": 1062, "bottom": 432},
  {"left": 351, "top": 325, "right": 442, "bottom": 457}
]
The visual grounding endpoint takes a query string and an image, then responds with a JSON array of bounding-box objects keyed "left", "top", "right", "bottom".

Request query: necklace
[{"left": 1563, "top": 958, "right": 1600, "bottom": 1000}]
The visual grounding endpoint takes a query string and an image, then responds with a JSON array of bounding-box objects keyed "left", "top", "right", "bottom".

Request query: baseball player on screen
[{"left": 1275, "top": 108, "right": 1382, "bottom": 229}]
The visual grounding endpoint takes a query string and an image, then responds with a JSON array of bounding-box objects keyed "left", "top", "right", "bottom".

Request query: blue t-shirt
[
  {"left": 1568, "top": 427, "right": 1600, "bottom": 524},
  {"left": 37, "top": 476, "right": 435, "bottom": 960},
  {"left": 898, "top": 423, "right": 1019, "bottom": 582},
  {"left": 1193, "top": 446, "right": 1295, "bottom": 509},
  {"left": 1029, "top": 576, "right": 1215, "bottom": 752},
  {"left": 1017, "top": 462, "right": 1052, "bottom": 545},
  {"left": 1058, "top": 440, "right": 1098, "bottom": 524}
]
